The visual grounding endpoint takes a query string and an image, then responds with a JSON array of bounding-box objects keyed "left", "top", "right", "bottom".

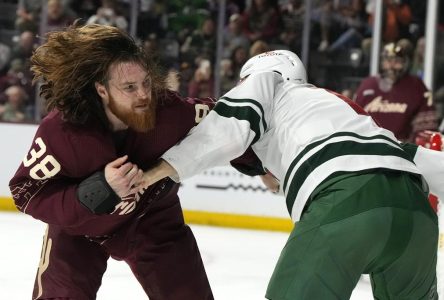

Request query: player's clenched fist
[
  {"left": 105, "top": 155, "right": 143, "bottom": 197},
  {"left": 76, "top": 155, "right": 144, "bottom": 214}
]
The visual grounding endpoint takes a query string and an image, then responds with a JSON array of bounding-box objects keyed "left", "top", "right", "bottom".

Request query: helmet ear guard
[{"left": 239, "top": 50, "right": 307, "bottom": 84}]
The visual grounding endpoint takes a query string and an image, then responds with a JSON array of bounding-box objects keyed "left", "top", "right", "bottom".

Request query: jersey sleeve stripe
[
  {"left": 283, "top": 132, "right": 401, "bottom": 190},
  {"left": 214, "top": 101, "right": 263, "bottom": 144},
  {"left": 399, "top": 143, "right": 418, "bottom": 161},
  {"left": 220, "top": 96, "right": 267, "bottom": 132},
  {"left": 284, "top": 140, "right": 413, "bottom": 214}
]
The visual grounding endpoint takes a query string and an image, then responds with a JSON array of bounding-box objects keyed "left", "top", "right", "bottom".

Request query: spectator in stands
[
  {"left": 311, "top": 0, "right": 332, "bottom": 51},
  {"left": 312, "top": 0, "right": 365, "bottom": 52},
  {"left": 10, "top": 31, "right": 36, "bottom": 64},
  {"left": 188, "top": 59, "right": 214, "bottom": 98},
  {"left": 220, "top": 58, "right": 237, "bottom": 95},
  {"left": 407, "top": 0, "right": 427, "bottom": 41},
  {"left": 225, "top": 0, "right": 243, "bottom": 21},
  {"left": 136, "top": 0, "right": 168, "bottom": 40},
  {"left": 0, "top": 85, "right": 32, "bottom": 122},
  {"left": 355, "top": 40, "right": 438, "bottom": 142},
  {"left": 141, "top": 34, "right": 163, "bottom": 65},
  {"left": 86, "top": 0, "right": 128, "bottom": 31},
  {"left": 249, "top": 40, "right": 270, "bottom": 57},
  {"left": 223, "top": 13, "right": 250, "bottom": 59},
  {"left": 181, "top": 17, "right": 217, "bottom": 64},
  {"left": 231, "top": 45, "right": 249, "bottom": 77},
  {"left": 15, "top": 0, "right": 41, "bottom": 33},
  {"left": 411, "top": 36, "right": 425, "bottom": 79},
  {"left": 71, "top": 0, "right": 102, "bottom": 22},
  {"left": 366, "top": 0, "right": 412, "bottom": 43},
  {"left": 0, "top": 59, "right": 34, "bottom": 104},
  {"left": 279, "top": 0, "right": 305, "bottom": 51},
  {"left": 166, "top": 2, "right": 209, "bottom": 43},
  {"left": 44, "top": 0, "right": 76, "bottom": 33},
  {"left": 330, "top": 1, "right": 368, "bottom": 52},
  {"left": 178, "top": 61, "right": 195, "bottom": 96},
  {"left": 242, "top": 0, "right": 281, "bottom": 43}
]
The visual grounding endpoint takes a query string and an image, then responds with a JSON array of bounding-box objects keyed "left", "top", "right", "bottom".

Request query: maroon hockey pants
[{"left": 31, "top": 198, "right": 213, "bottom": 300}]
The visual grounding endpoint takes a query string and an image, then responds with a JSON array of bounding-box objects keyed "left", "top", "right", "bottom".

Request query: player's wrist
[{"left": 155, "top": 159, "right": 179, "bottom": 182}]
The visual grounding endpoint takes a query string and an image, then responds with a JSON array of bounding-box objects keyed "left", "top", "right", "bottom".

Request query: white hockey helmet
[{"left": 239, "top": 50, "right": 307, "bottom": 83}]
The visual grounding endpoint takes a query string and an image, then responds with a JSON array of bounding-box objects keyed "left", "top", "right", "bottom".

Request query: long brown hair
[{"left": 31, "top": 23, "right": 166, "bottom": 127}]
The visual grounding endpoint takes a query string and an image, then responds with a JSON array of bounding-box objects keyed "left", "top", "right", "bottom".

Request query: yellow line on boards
[
  {"left": 183, "top": 210, "right": 293, "bottom": 232},
  {"left": 0, "top": 197, "right": 293, "bottom": 232},
  {"left": 0, "top": 197, "right": 17, "bottom": 211}
]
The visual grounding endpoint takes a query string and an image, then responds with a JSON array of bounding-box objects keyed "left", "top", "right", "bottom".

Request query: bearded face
[
  {"left": 97, "top": 61, "right": 158, "bottom": 133},
  {"left": 108, "top": 92, "right": 157, "bottom": 132},
  {"left": 381, "top": 56, "right": 406, "bottom": 83}
]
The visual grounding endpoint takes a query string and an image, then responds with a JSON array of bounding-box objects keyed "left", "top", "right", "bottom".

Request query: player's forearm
[
  {"left": 10, "top": 177, "right": 97, "bottom": 228},
  {"left": 141, "top": 159, "right": 178, "bottom": 188},
  {"left": 161, "top": 112, "right": 255, "bottom": 181},
  {"left": 162, "top": 136, "right": 250, "bottom": 182}
]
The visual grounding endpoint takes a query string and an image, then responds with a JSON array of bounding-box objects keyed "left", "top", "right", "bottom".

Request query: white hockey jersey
[{"left": 162, "top": 72, "right": 421, "bottom": 221}]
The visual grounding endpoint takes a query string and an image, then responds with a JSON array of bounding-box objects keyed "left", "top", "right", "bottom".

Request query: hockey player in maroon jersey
[
  {"left": 8, "top": 24, "right": 263, "bottom": 300},
  {"left": 355, "top": 40, "right": 438, "bottom": 142}
]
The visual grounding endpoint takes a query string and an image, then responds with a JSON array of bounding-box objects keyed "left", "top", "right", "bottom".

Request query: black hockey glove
[{"left": 77, "top": 171, "right": 121, "bottom": 214}]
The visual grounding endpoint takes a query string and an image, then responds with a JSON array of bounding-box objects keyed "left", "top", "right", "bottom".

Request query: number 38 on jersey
[{"left": 23, "top": 137, "right": 61, "bottom": 180}]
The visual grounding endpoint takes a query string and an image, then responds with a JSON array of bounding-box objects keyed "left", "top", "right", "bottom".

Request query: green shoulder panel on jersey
[
  {"left": 283, "top": 132, "right": 401, "bottom": 190},
  {"left": 283, "top": 132, "right": 411, "bottom": 213},
  {"left": 214, "top": 97, "right": 268, "bottom": 144},
  {"left": 399, "top": 143, "right": 419, "bottom": 161}
]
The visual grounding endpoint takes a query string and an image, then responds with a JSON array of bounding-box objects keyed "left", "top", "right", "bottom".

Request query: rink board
[{"left": 0, "top": 123, "right": 292, "bottom": 231}]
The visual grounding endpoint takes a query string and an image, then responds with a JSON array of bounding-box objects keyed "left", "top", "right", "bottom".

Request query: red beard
[{"left": 108, "top": 95, "right": 157, "bottom": 132}]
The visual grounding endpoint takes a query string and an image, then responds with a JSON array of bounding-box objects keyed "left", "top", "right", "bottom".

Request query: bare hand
[
  {"left": 260, "top": 172, "right": 280, "bottom": 193},
  {"left": 104, "top": 155, "right": 143, "bottom": 197}
]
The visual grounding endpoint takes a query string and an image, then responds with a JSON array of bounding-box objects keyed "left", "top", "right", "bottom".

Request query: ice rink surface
[{"left": 0, "top": 212, "right": 373, "bottom": 299}]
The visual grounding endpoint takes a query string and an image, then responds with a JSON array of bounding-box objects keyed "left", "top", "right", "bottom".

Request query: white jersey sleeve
[
  {"left": 162, "top": 72, "right": 279, "bottom": 181},
  {"left": 413, "top": 145, "right": 444, "bottom": 198}
]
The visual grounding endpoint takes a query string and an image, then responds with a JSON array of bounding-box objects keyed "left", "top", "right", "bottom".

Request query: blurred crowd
[{"left": 0, "top": 0, "right": 443, "bottom": 130}]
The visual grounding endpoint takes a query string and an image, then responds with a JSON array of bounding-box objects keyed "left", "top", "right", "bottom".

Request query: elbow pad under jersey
[{"left": 77, "top": 171, "right": 121, "bottom": 214}]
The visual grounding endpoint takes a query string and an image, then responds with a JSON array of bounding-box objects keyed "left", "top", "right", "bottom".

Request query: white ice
[{"left": 0, "top": 212, "right": 373, "bottom": 299}]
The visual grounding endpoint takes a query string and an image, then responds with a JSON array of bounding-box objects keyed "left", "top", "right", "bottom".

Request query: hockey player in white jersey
[{"left": 141, "top": 50, "right": 439, "bottom": 300}]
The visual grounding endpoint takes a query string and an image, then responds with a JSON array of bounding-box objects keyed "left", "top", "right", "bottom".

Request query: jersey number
[
  {"left": 23, "top": 137, "right": 61, "bottom": 180},
  {"left": 195, "top": 104, "right": 210, "bottom": 123},
  {"left": 424, "top": 91, "right": 433, "bottom": 106}
]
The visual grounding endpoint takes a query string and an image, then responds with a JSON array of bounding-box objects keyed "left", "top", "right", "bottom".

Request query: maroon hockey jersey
[
  {"left": 9, "top": 91, "right": 260, "bottom": 237},
  {"left": 354, "top": 75, "right": 438, "bottom": 141}
]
